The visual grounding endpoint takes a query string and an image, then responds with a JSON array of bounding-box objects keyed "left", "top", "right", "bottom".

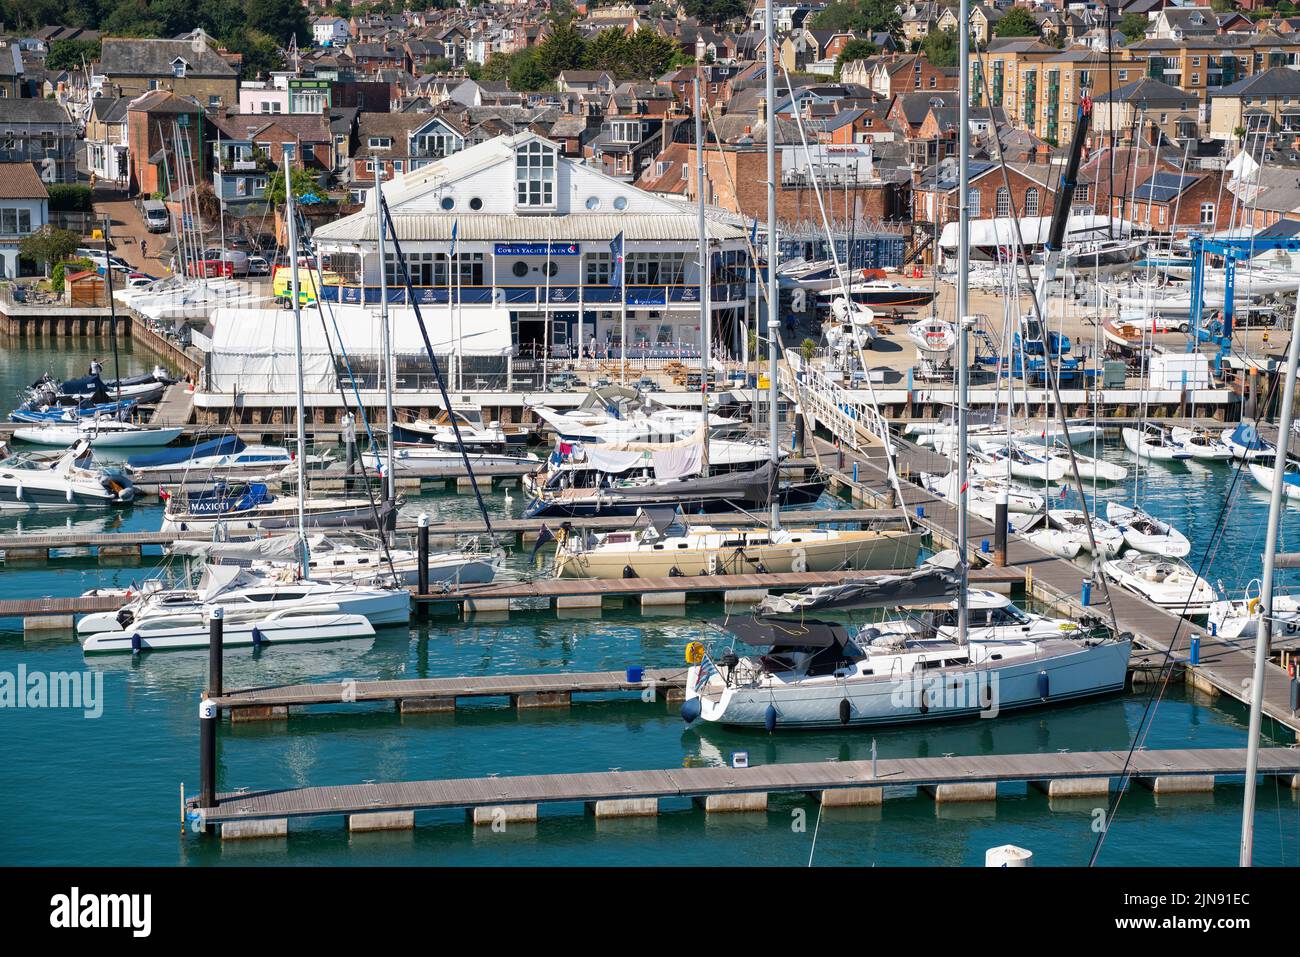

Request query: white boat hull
[
  {"left": 688, "top": 639, "right": 1131, "bottom": 728},
  {"left": 82, "top": 609, "right": 376, "bottom": 653}
]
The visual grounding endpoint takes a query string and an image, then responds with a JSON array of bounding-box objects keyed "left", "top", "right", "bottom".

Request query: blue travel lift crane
[{"left": 1186, "top": 232, "right": 1300, "bottom": 370}]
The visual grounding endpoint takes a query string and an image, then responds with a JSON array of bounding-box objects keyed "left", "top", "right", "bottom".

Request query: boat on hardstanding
[
  {"left": 908, "top": 317, "right": 957, "bottom": 358},
  {"left": 552, "top": 506, "right": 923, "bottom": 579},
  {"left": 682, "top": 585, "right": 1131, "bottom": 730},
  {"left": 1101, "top": 551, "right": 1218, "bottom": 614},
  {"left": 0, "top": 439, "right": 135, "bottom": 509}
]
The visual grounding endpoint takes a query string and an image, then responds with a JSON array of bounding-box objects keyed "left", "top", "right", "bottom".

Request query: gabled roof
[
  {"left": 0, "top": 99, "right": 74, "bottom": 124},
  {"left": 1096, "top": 77, "right": 1194, "bottom": 108},
  {"left": 99, "top": 38, "right": 238, "bottom": 78},
  {"left": 1216, "top": 66, "right": 1300, "bottom": 98},
  {"left": 0, "top": 162, "right": 49, "bottom": 200}
]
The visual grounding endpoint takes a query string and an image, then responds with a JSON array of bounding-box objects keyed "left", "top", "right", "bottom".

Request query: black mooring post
[
  {"left": 199, "top": 696, "right": 217, "bottom": 809},
  {"left": 207, "top": 606, "right": 224, "bottom": 698},
  {"left": 417, "top": 512, "right": 430, "bottom": 617},
  {"left": 994, "top": 497, "right": 1008, "bottom": 568}
]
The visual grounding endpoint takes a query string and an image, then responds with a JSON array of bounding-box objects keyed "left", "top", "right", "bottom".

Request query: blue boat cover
[
  {"left": 59, "top": 374, "right": 108, "bottom": 395},
  {"left": 128, "top": 435, "right": 244, "bottom": 468},
  {"left": 182, "top": 482, "right": 273, "bottom": 515},
  {"left": 1228, "top": 422, "right": 1268, "bottom": 452}
]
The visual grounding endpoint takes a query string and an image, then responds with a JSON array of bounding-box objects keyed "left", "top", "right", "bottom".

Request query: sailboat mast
[
  {"left": 695, "top": 75, "right": 711, "bottom": 473},
  {"left": 765, "top": 0, "right": 780, "bottom": 530},
  {"left": 284, "top": 142, "right": 309, "bottom": 579},
  {"left": 374, "top": 161, "right": 396, "bottom": 517},
  {"left": 956, "top": 0, "right": 971, "bottom": 643},
  {"left": 1240, "top": 287, "right": 1300, "bottom": 865}
]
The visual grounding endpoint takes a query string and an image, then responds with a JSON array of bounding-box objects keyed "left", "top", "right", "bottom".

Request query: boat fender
[
  {"left": 130, "top": 633, "right": 141, "bottom": 655},
  {"left": 251, "top": 627, "right": 265, "bottom": 648},
  {"left": 66, "top": 486, "right": 74, "bottom": 502},
  {"left": 622, "top": 565, "right": 637, "bottom": 579},
  {"left": 1037, "top": 670, "right": 1050, "bottom": 701},
  {"left": 838, "top": 698, "right": 851, "bottom": 725},
  {"left": 681, "top": 697, "right": 702, "bottom": 724},
  {"left": 14, "top": 480, "right": 21, "bottom": 500},
  {"left": 669, "top": 566, "right": 683, "bottom": 578},
  {"left": 764, "top": 704, "right": 777, "bottom": 734}
]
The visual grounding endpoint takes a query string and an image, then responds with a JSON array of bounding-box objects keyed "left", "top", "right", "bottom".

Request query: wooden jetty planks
[
  {"left": 211, "top": 666, "right": 689, "bottom": 709},
  {"left": 195, "top": 747, "right": 1300, "bottom": 823}
]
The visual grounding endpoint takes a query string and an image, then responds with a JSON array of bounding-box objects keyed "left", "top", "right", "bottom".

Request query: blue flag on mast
[
  {"left": 449, "top": 220, "right": 458, "bottom": 257},
  {"left": 609, "top": 231, "right": 624, "bottom": 286}
]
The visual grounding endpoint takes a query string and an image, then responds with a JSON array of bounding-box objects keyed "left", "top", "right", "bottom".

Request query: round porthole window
[
  {"left": 469, "top": 197, "right": 483, "bottom": 210},
  {"left": 440, "top": 196, "right": 455, "bottom": 211},
  {"left": 512, "top": 260, "right": 529, "bottom": 278},
  {"left": 585, "top": 196, "right": 600, "bottom": 210},
  {"left": 612, "top": 196, "right": 628, "bottom": 211},
  {"left": 544, "top": 261, "right": 558, "bottom": 277}
]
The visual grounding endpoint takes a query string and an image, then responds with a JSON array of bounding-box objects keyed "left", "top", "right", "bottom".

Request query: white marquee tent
[{"left": 205, "top": 306, "right": 512, "bottom": 392}]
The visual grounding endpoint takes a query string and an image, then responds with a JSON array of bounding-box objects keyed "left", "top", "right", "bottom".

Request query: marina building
[{"left": 307, "top": 131, "right": 751, "bottom": 372}]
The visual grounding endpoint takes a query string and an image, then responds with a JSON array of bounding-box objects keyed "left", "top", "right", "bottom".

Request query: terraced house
[
  {"left": 1121, "top": 30, "right": 1300, "bottom": 105},
  {"left": 95, "top": 36, "right": 239, "bottom": 110},
  {"left": 0, "top": 99, "right": 77, "bottom": 185}
]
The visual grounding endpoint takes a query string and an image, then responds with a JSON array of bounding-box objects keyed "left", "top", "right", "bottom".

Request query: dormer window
[
  {"left": 172, "top": 58, "right": 187, "bottom": 78},
  {"left": 515, "top": 140, "right": 556, "bottom": 209}
]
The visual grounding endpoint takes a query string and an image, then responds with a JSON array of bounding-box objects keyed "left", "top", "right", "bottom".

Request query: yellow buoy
[{"left": 685, "top": 641, "right": 705, "bottom": 665}]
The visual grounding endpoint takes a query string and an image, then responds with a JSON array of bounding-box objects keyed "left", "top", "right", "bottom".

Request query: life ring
[
  {"left": 685, "top": 641, "right": 706, "bottom": 665},
  {"left": 1248, "top": 596, "right": 1261, "bottom": 616},
  {"left": 790, "top": 547, "right": 807, "bottom": 574}
]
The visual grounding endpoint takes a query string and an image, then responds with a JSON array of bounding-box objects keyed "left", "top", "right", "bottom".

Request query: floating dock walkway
[{"left": 190, "top": 746, "right": 1300, "bottom": 837}]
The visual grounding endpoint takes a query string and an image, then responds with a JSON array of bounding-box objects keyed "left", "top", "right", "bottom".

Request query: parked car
[
  {"left": 246, "top": 256, "right": 271, "bottom": 276},
  {"left": 75, "top": 248, "right": 131, "bottom": 273},
  {"left": 125, "top": 272, "right": 157, "bottom": 288},
  {"left": 142, "top": 200, "right": 170, "bottom": 233}
]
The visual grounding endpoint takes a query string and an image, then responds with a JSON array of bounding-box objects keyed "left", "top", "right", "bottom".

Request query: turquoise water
[{"left": 2, "top": 344, "right": 1299, "bottom": 866}]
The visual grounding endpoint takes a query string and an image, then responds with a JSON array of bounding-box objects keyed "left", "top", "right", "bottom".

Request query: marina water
[{"left": 2, "top": 344, "right": 1298, "bottom": 866}]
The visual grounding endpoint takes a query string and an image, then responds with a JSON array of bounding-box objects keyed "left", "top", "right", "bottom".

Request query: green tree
[
  {"left": 1117, "top": 12, "right": 1150, "bottom": 42},
  {"left": 508, "top": 48, "right": 552, "bottom": 91},
  {"left": 52, "top": 258, "right": 96, "bottom": 293},
  {"left": 994, "top": 7, "right": 1041, "bottom": 38},
  {"left": 921, "top": 28, "right": 958, "bottom": 68},
  {"left": 624, "top": 29, "right": 682, "bottom": 79},
  {"left": 811, "top": 0, "right": 900, "bottom": 36},
  {"left": 46, "top": 184, "right": 94, "bottom": 212},
  {"left": 224, "top": 28, "right": 284, "bottom": 81},
  {"left": 585, "top": 27, "right": 629, "bottom": 75},
  {"left": 267, "top": 166, "right": 322, "bottom": 204},
  {"left": 682, "top": 0, "right": 746, "bottom": 26},
  {"left": 834, "top": 37, "right": 879, "bottom": 78},
  {"left": 536, "top": 21, "right": 586, "bottom": 78},
  {"left": 243, "top": 0, "right": 309, "bottom": 46},
  {"left": 46, "top": 37, "right": 101, "bottom": 72},
  {"left": 21, "top": 226, "right": 82, "bottom": 278},
  {"left": 99, "top": 0, "right": 164, "bottom": 38}
]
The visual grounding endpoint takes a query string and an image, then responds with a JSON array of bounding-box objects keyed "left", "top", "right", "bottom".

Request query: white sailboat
[
  {"left": 1105, "top": 501, "right": 1191, "bottom": 557},
  {"left": 1046, "top": 508, "right": 1125, "bottom": 557},
  {"left": 1169, "top": 426, "right": 1233, "bottom": 461},
  {"left": 1122, "top": 424, "right": 1192, "bottom": 462},
  {"left": 1219, "top": 420, "right": 1274, "bottom": 461},
  {"left": 12, "top": 419, "right": 184, "bottom": 448},
  {"left": 1247, "top": 460, "right": 1300, "bottom": 502}
]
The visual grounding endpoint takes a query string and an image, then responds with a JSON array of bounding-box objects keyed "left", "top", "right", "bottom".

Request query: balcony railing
[{"left": 319, "top": 282, "right": 750, "bottom": 306}]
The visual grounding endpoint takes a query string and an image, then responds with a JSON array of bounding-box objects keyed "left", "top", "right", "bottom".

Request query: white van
[{"left": 142, "top": 200, "right": 169, "bottom": 233}]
